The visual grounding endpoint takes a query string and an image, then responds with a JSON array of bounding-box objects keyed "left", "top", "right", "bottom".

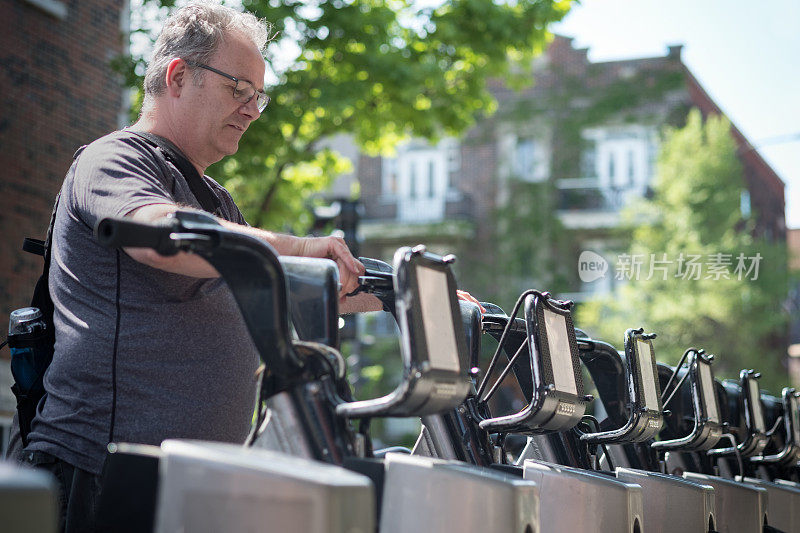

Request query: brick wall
[
  {"left": 0, "top": 0, "right": 126, "bottom": 334},
  {"left": 683, "top": 66, "right": 786, "bottom": 242}
]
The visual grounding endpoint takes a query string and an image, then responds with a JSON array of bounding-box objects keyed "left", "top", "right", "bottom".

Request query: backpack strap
[
  {"left": 25, "top": 147, "right": 88, "bottom": 333},
  {"left": 128, "top": 131, "right": 222, "bottom": 215},
  {"left": 12, "top": 146, "right": 87, "bottom": 446},
  {"left": 22, "top": 145, "right": 87, "bottom": 344}
]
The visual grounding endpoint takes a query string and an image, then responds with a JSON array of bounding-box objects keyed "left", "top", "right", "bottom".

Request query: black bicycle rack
[
  {"left": 336, "top": 246, "right": 472, "bottom": 419},
  {"left": 90, "top": 213, "right": 800, "bottom": 533},
  {"left": 707, "top": 369, "right": 771, "bottom": 460},
  {"left": 476, "top": 291, "right": 590, "bottom": 435},
  {"left": 750, "top": 388, "right": 800, "bottom": 468},
  {"left": 652, "top": 349, "right": 725, "bottom": 452},
  {"left": 579, "top": 328, "right": 665, "bottom": 446}
]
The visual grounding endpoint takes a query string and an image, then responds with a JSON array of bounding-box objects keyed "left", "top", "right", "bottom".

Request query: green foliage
[
  {"left": 485, "top": 179, "right": 575, "bottom": 305},
  {"left": 577, "top": 110, "right": 789, "bottom": 390},
  {"left": 124, "top": 0, "right": 572, "bottom": 231}
]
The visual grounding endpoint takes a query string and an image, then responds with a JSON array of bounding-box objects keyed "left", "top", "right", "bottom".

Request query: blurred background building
[{"left": 354, "top": 36, "right": 785, "bottom": 300}]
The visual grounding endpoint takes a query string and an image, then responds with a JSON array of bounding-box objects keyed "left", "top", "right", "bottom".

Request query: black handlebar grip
[
  {"left": 95, "top": 217, "right": 178, "bottom": 255},
  {"left": 359, "top": 256, "right": 394, "bottom": 274}
]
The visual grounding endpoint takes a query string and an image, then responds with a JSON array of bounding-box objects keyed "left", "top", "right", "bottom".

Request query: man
[{"left": 21, "top": 3, "right": 370, "bottom": 530}]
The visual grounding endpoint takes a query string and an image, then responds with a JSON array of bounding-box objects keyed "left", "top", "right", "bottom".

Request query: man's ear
[{"left": 165, "top": 58, "right": 188, "bottom": 97}]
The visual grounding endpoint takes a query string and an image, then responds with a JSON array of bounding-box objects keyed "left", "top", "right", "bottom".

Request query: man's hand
[
  {"left": 457, "top": 290, "right": 486, "bottom": 313},
  {"left": 340, "top": 292, "right": 384, "bottom": 314},
  {"left": 294, "top": 235, "right": 365, "bottom": 300}
]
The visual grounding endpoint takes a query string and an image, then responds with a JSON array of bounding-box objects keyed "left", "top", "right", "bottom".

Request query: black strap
[
  {"left": 129, "top": 131, "right": 221, "bottom": 215},
  {"left": 22, "top": 238, "right": 46, "bottom": 257}
]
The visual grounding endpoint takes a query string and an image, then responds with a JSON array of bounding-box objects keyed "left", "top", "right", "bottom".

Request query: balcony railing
[
  {"left": 557, "top": 181, "right": 628, "bottom": 212},
  {"left": 364, "top": 192, "right": 475, "bottom": 224}
]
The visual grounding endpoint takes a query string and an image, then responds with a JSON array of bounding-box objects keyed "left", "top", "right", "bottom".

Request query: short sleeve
[
  {"left": 205, "top": 176, "right": 249, "bottom": 226},
  {"left": 71, "top": 133, "right": 176, "bottom": 229}
]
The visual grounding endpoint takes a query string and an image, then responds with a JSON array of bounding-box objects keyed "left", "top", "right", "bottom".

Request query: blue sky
[{"left": 552, "top": 0, "right": 800, "bottom": 228}]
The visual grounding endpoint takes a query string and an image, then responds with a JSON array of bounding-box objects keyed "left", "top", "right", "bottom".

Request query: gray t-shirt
[{"left": 26, "top": 131, "right": 260, "bottom": 474}]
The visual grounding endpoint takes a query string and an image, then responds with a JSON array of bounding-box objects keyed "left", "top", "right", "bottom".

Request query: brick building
[
  {"left": 356, "top": 36, "right": 786, "bottom": 302},
  {"left": 0, "top": 0, "right": 128, "bottom": 452}
]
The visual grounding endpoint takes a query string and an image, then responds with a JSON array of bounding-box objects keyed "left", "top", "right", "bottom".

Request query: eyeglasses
[{"left": 186, "top": 60, "right": 270, "bottom": 113}]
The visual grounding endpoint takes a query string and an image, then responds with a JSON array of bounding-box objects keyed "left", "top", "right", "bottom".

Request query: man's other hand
[
  {"left": 456, "top": 290, "right": 486, "bottom": 314},
  {"left": 296, "top": 235, "right": 364, "bottom": 300}
]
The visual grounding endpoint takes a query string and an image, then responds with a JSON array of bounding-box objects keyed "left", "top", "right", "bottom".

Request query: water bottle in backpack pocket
[
  {"left": 8, "top": 307, "right": 54, "bottom": 444},
  {"left": 9, "top": 306, "right": 52, "bottom": 391}
]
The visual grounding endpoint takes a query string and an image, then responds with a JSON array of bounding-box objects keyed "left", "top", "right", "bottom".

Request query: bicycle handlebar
[{"left": 95, "top": 217, "right": 182, "bottom": 255}]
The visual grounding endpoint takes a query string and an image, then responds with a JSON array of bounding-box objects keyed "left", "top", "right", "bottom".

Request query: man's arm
[
  {"left": 124, "top": 205, "right": 481, "bottom": 313},
  {"left": 123, "top": 203, "right": 364, "bottom": 295}
]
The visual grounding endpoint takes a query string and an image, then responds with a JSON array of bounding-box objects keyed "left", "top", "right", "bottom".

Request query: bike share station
[{"left": 3, "top": 210, "right": 800, "bottom": 532}]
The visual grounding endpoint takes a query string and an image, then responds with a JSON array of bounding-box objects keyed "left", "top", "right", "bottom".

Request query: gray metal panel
[
  {"left": 154, "top": 440, "right": 374, "bottom": 533},
  {"left": 683, "top": 472, "right": 767, "bottom": 533},
  {"left": 523, "top": 459, "right": 644, "bottom": 533},
  {"left": 743, "top": 477, "right": 800, "bottom": 533},
  {"left": 252, "top": 391, "right": 317, "bottom": 459},
  {"left": 0, "top": 461, "right": 58, "bottom": 533},
  {"left": 615, "top": 467, "right": 715, "bottom": 533},
  {"left": 380, "top": 454, "right": 539, "bottom": 533}
]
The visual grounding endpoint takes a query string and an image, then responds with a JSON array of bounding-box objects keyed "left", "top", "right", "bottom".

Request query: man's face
[{"left": 179, "top": 31, "right": 266, "bottom": 167}]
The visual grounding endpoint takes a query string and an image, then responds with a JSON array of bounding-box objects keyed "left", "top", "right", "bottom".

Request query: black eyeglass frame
[{"left": 185, "top": 60, "right": 270, "bottom": 112}]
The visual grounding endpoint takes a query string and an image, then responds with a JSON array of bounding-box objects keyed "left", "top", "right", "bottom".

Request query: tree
[
  {"left": 576, "top": 110, "right": 789, "bottom": 390},
  {"left": 123, "top": 0, "right": 573, "bottom": 231}
]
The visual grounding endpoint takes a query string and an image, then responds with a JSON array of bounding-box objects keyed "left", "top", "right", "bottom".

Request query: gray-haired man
[{"left": 21, "top": 2, "right": 369, "bottom": 530}]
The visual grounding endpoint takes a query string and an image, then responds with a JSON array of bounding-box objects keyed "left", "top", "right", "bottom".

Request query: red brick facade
[{"left": 0, "top": 0, "right": 127, "bottom": 332}]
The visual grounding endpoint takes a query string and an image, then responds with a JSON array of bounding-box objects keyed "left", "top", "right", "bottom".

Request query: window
[
  {"left": 581, "top": 144, "right": 597, "bottom": 178},
  {"left": 447, "top": 142, "right": 461, "bottom": 173},
  {"left": 628, "top": 150, "right": 636, "bottom": 186},
  {"left": 513, "top": 137, "right": 547, "bottom": 182},
  {"left": 741, "top": 190, "right": 752, "bottom": 219},
  {"left": 389, "top": 141, "right": 449, "bottom": 222},
  {"left": 584, "top": 126, "right": 655, "bottom": 191},
  {"left": 382, "top": 157, "right": 398, "bottom": 196},
  {"left": 608, "top": 153, "right": 616, "bottom": 183}
]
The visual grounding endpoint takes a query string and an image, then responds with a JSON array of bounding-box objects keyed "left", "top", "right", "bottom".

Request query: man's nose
[{"left": 239, "top": 97, "right": 261, "bottom": 120}]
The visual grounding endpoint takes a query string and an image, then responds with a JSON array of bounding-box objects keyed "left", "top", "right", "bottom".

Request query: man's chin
[{"left": 220, "top": 139, "right": 241, "bottom": 157}]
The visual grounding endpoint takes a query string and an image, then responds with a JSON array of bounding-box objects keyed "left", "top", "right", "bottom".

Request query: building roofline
[{"left": 681, "top": 63, "right": 786, "bottom": 197}]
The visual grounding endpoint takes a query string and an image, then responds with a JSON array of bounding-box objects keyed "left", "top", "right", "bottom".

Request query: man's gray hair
[{"left": 142, "top": 1, "right": 271, "bottom": 110}]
